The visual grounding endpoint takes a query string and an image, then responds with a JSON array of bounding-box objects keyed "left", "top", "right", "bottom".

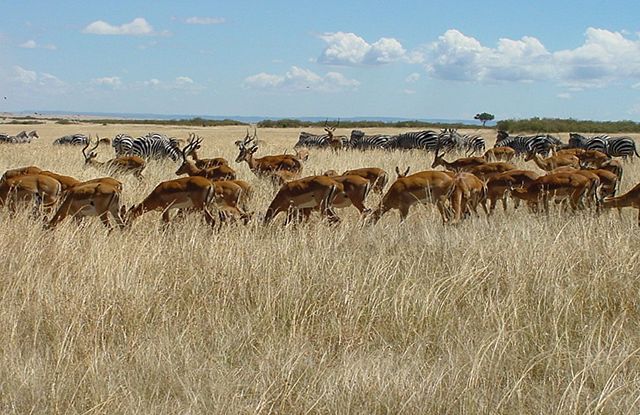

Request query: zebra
[
  {"left": 568, "top": 133, "right": 609, "bottom": 153},
  {"left": 294, "top": 132, "right": 331, "bottom": 148},
  {"left": 385, "top": 130, "right": 439, "bottom": 151},
  {"left": 606, "top": 136, "right": 639, "bottom": 159},
  {"left": 495, "top": 130, "right": 555, "bottom": 156},
  {"left": 53, "top": 133, "right": 89, "bottom": 145},
  {"left": 129, "top": 133, "right": 181, "bottom": 161},
  {"left": 349, "top": 130, "right": 395, "bottom": 150},
  {"left": 0, "top": 130, "right": 38, "bottom": 143},
  {"left": 112, "top": 134, "right": 134, "bottom": 156},
  {"left": 294, "top": 131, "right": 349, "bottom": 149},
  {"left": 437, "top": 128, "right": 486, "bottom": 155}
]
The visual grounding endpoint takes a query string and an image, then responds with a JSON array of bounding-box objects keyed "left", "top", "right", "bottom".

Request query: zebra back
[
  {"left": 387, "top": 130, "right": 439, "bottom": 151},
  {"left": 349, "top": 130, "right": 394, "bottom": 150}
]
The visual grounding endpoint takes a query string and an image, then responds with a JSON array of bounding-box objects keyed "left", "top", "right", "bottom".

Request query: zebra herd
[
  {"left": 568, "top": 133, "right": 640, "bottom": 159},
  {"left": 295, "top": 128, "right": 486, "bottom": 154},
  {"left": 49, "top": 132, "right": 182, "bottom": 161},
  {"left": 0, "top": 130, "right": 39, "bottom": 144}
]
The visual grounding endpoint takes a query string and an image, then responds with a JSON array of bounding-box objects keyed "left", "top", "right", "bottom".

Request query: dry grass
[{"left": 1, "top": 122, "right": 640, "bottom": 414}]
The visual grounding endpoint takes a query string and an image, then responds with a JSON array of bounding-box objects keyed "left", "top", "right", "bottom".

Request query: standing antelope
[
  {"left": 184, "top": 133, "right": 229, "bottom": 168},
  {"left": 483, "top": 170, "right": 540, "bottom": 214},
  {"left": 83, "top": 138, "right": 146, "bottom": 180},
  {"left": 341, "top": 167, "right": 388, "bottom": 194},
  {"left": 525, "top": 151, "right": 580, "bottom": 171},
  {"left": 483, "top": 147, "right": 516, "bottom": 162},
  {"left": 235, "top": 130, "right": 303, "bottom": 178},
  {"left": 369, "top": 169, "right": 455, "bottom": 224},
  {"left": 2, "top": 166, "right": 43, "bottom": 182},
  {"left": 176, "top": 136, "right": 236, "bottom": 180},
  {"left": 510, "top": 172, "right": 591, "bottom": 213},
  {"left": 432, "top": 146, "right": 486, "bottom": 172}
]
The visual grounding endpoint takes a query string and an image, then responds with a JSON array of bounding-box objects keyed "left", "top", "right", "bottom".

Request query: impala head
[
  {"left": 432, "top": 137, "right": 446, "bottom": 168},
  {"left": 323, "top": 169, "right": 339, "bottom": 177},
  {"left": 395, "top": 166, "right": 410, "bottom": 178},
  {"left": 82, "top": 136, "right": 100, "bottom": 165},
  {"left": 323, "top": 119, "right": 339, "bottom": 137},
  {"left": 235, "top": 128, "right": 259, "bottom": 163},
  {"left": 176, "top": 133, "right": 203, "bottom": 176}
]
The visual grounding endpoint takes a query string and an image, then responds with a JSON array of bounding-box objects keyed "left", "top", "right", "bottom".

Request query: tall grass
[{"left": 0, "top": 124, "right": 639, "bottom": 413}]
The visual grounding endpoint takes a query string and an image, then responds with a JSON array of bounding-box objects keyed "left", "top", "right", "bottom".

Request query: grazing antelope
[
  {"left": 369, "top": 169, "right": 455, "bottom": 224},
  {"left": 184, "top": 133, "right": 229, "bottom": 168},
  {"left": 83, "top": 138, "right": 146, "bottom": 180},
  {"left": 127, "top": 177, "right": 219, "bottom": 225},
  {"left": 176, "top": 136, "right": 236, "bottom": 180},
  {"left": 263, "top": 175, "right": 343, "bottom": 225},
  {"left": 576, "top": 150, "right": 610, "bottom": 168},
  {"left": 235, "top": 130, "right": 303, "bottom": 178},
  {"left": 449, "top": 172, "right": 487, "bottom": 222},
  {"left": 46, "top": 181, "right": 125, "bottom": 229},
  {"left": 38, "top": 171, "right": 82, "bottom": 192},
  {"left": 549, "top": 167, "right": 618, "bottom": 201},
  {"left": 467, "top": 162, "right": 517, "bottom": 180},
  {"left": 2, "top": 165, "right": 43, "bottom": 182},
  {"left": 525, "top": 151, "right": 580, "bottom": 171},
  {"left": 602, "top": 183, "right": 640, "bottom": 225},
  {"left": 483, "top": 146, "right": 516, "bottom": 162},
  {"left": 432, "top": 146, "right": 486, "bottom": 172},
  {"left": 323, "top": 174, "right": 372, "bottom": 214},
  {"left": 510, "top": 172, "right": 591, "bottom": 214},
  {"left": 553, "top": 148, "right": 585, "bottom": 158},
  {"left": 341, "top": 167, "right": 388, "bottom": 194},
  {"left": 598, "top": 159, "right": 623, "bottom": 183},
  {"left": 483, "top": 170, "right": 540, "bottom": 214},
  {"left": 0, "top": 174, "right": 62, "bottom": 214}
]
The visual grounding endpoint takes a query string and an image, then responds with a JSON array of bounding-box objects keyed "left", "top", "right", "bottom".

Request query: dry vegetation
[{"left": 1, "top": 122, "right": 640, "bottom": 414}]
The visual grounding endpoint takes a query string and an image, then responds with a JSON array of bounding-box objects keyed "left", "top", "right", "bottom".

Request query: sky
[{"left": 1, "top": 0, "right": 640, "bottom": 122}]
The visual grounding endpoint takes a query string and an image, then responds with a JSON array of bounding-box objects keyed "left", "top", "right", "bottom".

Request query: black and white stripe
[
  {"left": 112, "top": 134, "right": 134, "bottom": 156},
  {"left": 495, "top": 131, "right": 555, "bottom": 156},
  {"left": 567, "top": 133, "right": 609, "bottom": 153},
  {"left": 0, "top": 130, "right": 38, "bottom": 144},
  {"left": 437, "top": 128, "right": 486, "bottom": 154},
  {"left": 53, "top": 134, "right": 89, "bottom": 145},
  {"left": 129, "top": 133, "right": 181, "bottom": 161},
  {"left": 606, "top": 136, "right": 639, "bottom": 159},
  {"left": 294, "top": 131, "right": 349, "bottom": 148},
  {"left": 385, "top": 130, "right": 439, "bottom": 151},
  {"left": 349, "top": 130, "right": 395, "bottom": 150}
]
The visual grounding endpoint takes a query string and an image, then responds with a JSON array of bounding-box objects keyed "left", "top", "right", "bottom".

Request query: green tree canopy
[{"left": 474, "top": 112, "right": 495, "bottom": 126}]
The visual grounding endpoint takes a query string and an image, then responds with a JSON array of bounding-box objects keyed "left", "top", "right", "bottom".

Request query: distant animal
[{"left": 0, "top": 130, "right": 39, "bottom": 144}]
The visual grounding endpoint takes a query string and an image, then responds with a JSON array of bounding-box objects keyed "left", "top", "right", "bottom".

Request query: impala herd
[{"left": 1, "top": 128, "right": 640, "bottom": 229}]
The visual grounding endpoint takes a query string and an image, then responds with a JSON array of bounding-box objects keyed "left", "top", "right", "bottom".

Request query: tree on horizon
[{"left": 474, "top": 112, "right": 495, "bottom": 126}]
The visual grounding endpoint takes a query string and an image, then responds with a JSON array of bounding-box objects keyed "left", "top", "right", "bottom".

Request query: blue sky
[{"left": 1, "top": 0, "right": 640, "bottom": 121}]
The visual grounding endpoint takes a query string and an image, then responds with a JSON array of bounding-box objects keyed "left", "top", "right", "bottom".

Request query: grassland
[{"left": 1, "top": 122, "right": 639, "bottom": 414}]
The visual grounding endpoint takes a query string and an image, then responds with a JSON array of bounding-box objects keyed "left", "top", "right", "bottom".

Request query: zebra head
[{"left": 496, "top": 130, "right": 509, "bottom": 142}]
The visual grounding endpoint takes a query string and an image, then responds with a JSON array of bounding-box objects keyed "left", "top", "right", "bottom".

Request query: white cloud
[
  {"left": 13, "top": 66, "right": 37, "bottom": 83},
  {"left": 144, "top": 78, "right": 161, "bottom": 86},
  {"left": 20, "top": 40, "right": 37, "bottom": 48},
  {"left": 423, "top": 27, "right": 640, "bottom": 88},
  {"left": 243, "top": 66, "right": 360, "bottom": 92},
  {"left": 557, "top": 92, "right": 572, "bottom": 99},
  {"left": 92, "top": 76, "right": 122, "bottom": 87},
  {"left": 405, "top": 72, "right": 420, "bottom": 83},
  {"left": 403, "top": 89, "right": 417, "bottom": 95},
  {"left": 10, "top": 66, "right": 66, "bottom": 93},
  {"left": 185, "top": 17, "right": 225, "bottom": 25},
  {"left": 318, "top": 32, "right": 407, "bottom": 65},
  {"left": 19, "top": 40, "right": 56, "bottom": 50},
  {"left": 82, "top": 17, "right": 156, "bottom": 36},
  {"left": 175, "top": 76, "right": 194, "bottom": 85}
]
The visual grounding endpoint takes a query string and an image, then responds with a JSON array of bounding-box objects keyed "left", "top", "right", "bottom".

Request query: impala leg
[
  {"left": 162, "top": 209, "right": 172, "bottom": 223},
  {"left": 203, "top": 208, "right": 217, "bottom": 227}
]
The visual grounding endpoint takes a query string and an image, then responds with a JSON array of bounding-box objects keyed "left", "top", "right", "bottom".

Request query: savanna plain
[{"left": 1, "top": 122, "right": 640, "bottom": 414}]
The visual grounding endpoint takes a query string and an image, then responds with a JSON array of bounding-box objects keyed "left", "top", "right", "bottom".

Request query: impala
[
  {"left": 525, "top": 151, "right": 580, "bottom": 171},
  {"left": 432, "top": 146, "right": 486, "bottom": 172},
  {"left": 2, "top": 165, "right": 43, "bottom": 182},
  {"left": 450, "top": 172, "right": 487, "bottom": 222},
  {"left": 467, "top": 162, "right": 517, "bottom": 180},
  {"left": 263, "top": 175, "right": 343, "bottom": 224},
  {"left": 235, "top": 130, "right": 303, "bottom": 177},
  {"left": 510, "top": 172, "right": 591, "bottom": 213},
  {"left": 324, "top": 121, "right": 343, "bottom": 151},
  {"left": 320, "top": 173, "right": 373, "bottom": 214},
  {"left": 338, "top": 167, "right": 388, "bottom": 194},
  {"left": 185, "top": 134, "right": 228, "bottom": 168},
  {"left": 83, "top": 138, "right": 146, "bottom": 180},
  {"left": 176, "top": 136, "right": 236, "bottom": 180},
  {"left": 602, "top": 182, "right": 640, "bottom": 226},
  {"left": 483, "top": 146, "right": 516, "bottom": 162},
  {"left": 0, "top": 174, "right": 62, "bottom": 214},
  {"left": 369, "top": 169, "right": 455, "bottom": 224},
  {"left": 483, "top": 170, "right": 540, "bottom": 214},
  {"left": 46, "top": 181, "right": 125, "bottom": 229}
]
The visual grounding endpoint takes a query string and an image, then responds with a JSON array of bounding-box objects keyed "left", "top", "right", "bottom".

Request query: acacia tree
[{"left": 474, "top": 112, "right": 495, "bottom": 126}]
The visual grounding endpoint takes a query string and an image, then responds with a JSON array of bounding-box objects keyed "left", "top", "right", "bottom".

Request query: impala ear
[{"left": 251, "top": 147, "right": 258, "bottom": 154}]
